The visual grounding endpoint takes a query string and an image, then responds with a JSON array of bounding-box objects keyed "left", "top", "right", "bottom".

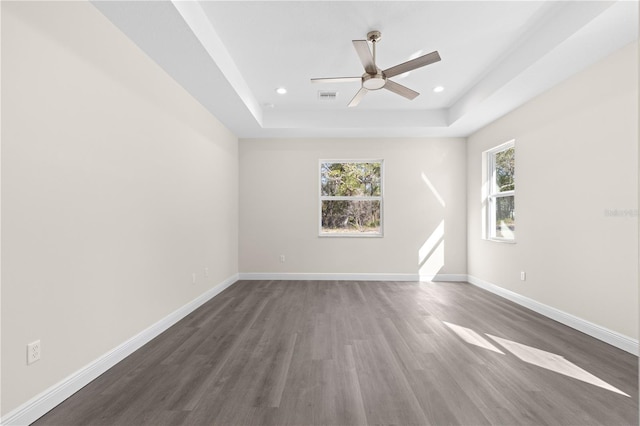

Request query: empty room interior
[{"left": 1, "top": 1, "right": 639, "bottom": 425}]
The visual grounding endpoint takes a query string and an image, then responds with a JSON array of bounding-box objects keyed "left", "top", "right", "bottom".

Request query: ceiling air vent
[{"left": 318, "top": 91, "right": 338, "bottom": 101}]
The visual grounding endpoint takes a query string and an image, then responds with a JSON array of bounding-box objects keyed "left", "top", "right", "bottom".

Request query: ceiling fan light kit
[{"left": 311, "top": 30, "right": 441, "bottom": 107}]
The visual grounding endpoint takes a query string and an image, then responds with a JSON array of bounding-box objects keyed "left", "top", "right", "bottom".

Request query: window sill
[
  {"left": 319, "top": 233, "right": 384, "bottom": 238},
  {"left": 486, "top": 238, "right": 517, "bottom": 244}
]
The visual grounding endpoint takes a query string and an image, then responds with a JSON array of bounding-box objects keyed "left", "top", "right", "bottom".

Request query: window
[
  {"left": 319, "top": 160, "right": 383, "bottom": 236},
  {"left": 486, "top": 141, "right": 515, "bottom": 241}
]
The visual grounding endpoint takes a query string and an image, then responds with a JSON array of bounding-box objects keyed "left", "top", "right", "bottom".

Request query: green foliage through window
[
  {"left": 495, "top": 147, "right": 515, "bottom": 192},
  {"left": 320, "top": 161, "right": 382, "bottom": 235},
  {"left": 487, "top": 142, "right": 515, "bottom": 240}
]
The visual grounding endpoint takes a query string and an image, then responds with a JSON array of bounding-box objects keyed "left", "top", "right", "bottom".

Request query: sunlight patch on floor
[
  {"left": 443, "top": 321, "right": 505, "bottom": 354},
  {"left": 441, "top": 320, "right": 630, "bottom": 398},
  {"left": 486, "top": 334, "right": 630, "bottom": 397}
]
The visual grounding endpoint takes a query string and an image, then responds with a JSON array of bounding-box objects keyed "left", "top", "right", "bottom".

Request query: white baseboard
[
  {"left": 1, "top": 274, "right": 239, "bottom": 426},
  {"left": 238, "top": 272, "right": 420, "bottom": 281},
  {"left": 238, "top": 272, "right": 468, "bottom": 282},
  {"left": 467, "top": 275, "right": 638, "bottom": 356},
  {"left": 420, "top": 273, "right": 468, "bottom": 282}
]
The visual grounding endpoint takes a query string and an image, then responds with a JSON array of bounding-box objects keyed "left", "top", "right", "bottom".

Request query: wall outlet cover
[{"left": 27, "top": 340, "right": 41, "bottom": 365}]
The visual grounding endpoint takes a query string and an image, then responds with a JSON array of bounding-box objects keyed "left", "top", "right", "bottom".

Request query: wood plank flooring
[{"left": 33, "top": 280, "right": 638, "bottom": 425}]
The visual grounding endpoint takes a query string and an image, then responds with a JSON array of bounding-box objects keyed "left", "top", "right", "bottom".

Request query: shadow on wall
[{"left": 418, "top": 172, "right": 445, "bottom": 280}]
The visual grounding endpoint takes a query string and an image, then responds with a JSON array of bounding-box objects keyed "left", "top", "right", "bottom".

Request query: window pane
[
  {"left": 494, "top": 147, "right": 515, "bottom": 192},
  {"left": 494, "top": 195, "right": 515, "bottom": 239},
  {"left": 321, "top": 200, "right": 381, "bottom": 234},
  {"left": 320, "top": 162, "right": 381, "bottom": 196}
]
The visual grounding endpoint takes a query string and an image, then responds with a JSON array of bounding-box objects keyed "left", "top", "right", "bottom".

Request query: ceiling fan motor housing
[{"left": 362, "top": 71, "right": 386, "bottom": 90}]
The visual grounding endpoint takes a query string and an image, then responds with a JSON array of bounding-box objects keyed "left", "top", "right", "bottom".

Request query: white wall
[
  {"left": 2, "top": 1, "right": 238, "bottom": 415},
  {"left": 467, "top": 41, "right": 638, "bottom": 340},
  {"left": 239, "top": 138, "right": 467, "bottom": 278}
]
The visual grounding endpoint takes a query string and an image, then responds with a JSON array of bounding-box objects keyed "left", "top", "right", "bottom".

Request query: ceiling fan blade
[
  {"left": 348, "top": 87, "right": 368, "bottom": 107},
  {"left": 384, "top": 79, "right": 419, "bottom": 100},
  {"left": 352, "top": 40, "right": 376, "bottom": 74},
  {"left": 383, "top": 50, "right": 441, "bottom": 78},
  {"left": 311, "top": 77, "right": 361, "bottom": 84}
]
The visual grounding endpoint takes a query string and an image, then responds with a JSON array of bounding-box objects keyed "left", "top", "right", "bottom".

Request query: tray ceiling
[{"left": 92, "top": 1, "right": 638, "bottom": 138}]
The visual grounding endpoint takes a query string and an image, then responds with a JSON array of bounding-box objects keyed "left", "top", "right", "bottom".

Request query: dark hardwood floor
[{"left": 33, "top": 280, "right": 638, "bottom": 425}]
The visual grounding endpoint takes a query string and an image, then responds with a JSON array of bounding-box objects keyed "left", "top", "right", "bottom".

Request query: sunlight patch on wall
[
  {"left": 419, "top": 220, "right": 444, "bottom": 280},
  {"left": 421, "top": 172, "right": 445, "bottom": 207}
]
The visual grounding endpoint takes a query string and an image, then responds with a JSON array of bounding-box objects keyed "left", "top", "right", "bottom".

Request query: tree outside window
[
  {"left": 320, "top": 161, "right": 383, "bottom": 236},
  {"left": 486, "top": 142, "right": 515, "bottom": 240}
]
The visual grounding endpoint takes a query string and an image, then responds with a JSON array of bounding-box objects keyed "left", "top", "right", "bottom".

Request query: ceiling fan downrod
[
  {"left": 368, "top": 30, "right": 381, "bottom": 70},
  {"left": 363, "top": 31, "right": 385, "bottom": 90}
]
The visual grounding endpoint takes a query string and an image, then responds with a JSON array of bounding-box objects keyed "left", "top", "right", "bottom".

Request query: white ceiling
[{"left": 93, "top": 1, "right": 638, "bottom": 138}]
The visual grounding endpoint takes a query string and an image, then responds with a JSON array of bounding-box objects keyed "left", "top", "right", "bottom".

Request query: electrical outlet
[
  {"left": 27, "top": 340, "right": 41, "bottom": 365},
  {"left": 520, "top": 271, "right": 526, "bottom": 281},
  {"left": 280, "top": 255, "right": 285, "bottom": 263},
  {"left": 192, "top": 272, "right": 197, "bottom": 284},
  {"left": 204, "top": 267, "right": 209, "bottom": 278}
]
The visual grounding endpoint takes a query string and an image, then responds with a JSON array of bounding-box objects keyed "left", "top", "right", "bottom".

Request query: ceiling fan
[{"left": 311, "top": 31, "right": 441, "bottom": 107}]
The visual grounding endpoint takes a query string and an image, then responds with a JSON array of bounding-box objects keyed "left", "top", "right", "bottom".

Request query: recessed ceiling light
[
  {"left": 275, "top": 87, "right": 287, "bottom": 95},
  {"left": 433, "top": 86, "right": 445, "bottom": 93}
]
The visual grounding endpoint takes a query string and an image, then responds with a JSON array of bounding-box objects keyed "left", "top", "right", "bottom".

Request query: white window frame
[
  {"left": 319, "top": 159, "right": 384, "bottom": 238},
  {"left": 486, "top": 140, "right": 515, "bottom": 242}
]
